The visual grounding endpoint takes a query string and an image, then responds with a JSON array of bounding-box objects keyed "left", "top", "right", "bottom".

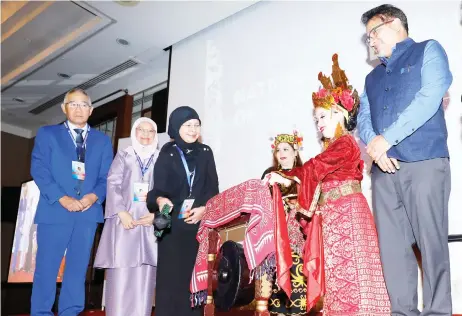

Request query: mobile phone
[{"left": 161, "top": 204, "right": 172, "bottom": 215}]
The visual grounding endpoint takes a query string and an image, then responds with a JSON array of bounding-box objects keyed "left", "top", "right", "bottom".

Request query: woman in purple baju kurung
[{"left": 94, "top": 117, "right": 159, "bottom": 316}]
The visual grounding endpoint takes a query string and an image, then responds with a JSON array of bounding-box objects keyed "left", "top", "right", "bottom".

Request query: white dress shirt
[{"left": 66, "top": 120, "right": 89, "bottom": 145}]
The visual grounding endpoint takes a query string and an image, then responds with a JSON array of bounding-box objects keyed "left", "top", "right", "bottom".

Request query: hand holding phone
[{"left": 157, "top": 197, "right": 173, "bottom": 213}]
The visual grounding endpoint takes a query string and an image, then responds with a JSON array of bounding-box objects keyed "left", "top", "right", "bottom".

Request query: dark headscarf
[{"left": 168, "top": 106, "right": 201, "bottom": 168}]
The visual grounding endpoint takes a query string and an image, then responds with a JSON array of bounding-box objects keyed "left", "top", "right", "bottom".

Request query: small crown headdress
[
  {"left": 312, "top": 54, "right": 360, "bottom": 119},
  {"left": 270, "top": 130, "right": 303, "bottom": 152}
]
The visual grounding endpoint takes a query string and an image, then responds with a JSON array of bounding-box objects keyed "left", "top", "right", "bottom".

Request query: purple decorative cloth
[{"left": 94, "top": 147, "right": 159, "bottom": 269}]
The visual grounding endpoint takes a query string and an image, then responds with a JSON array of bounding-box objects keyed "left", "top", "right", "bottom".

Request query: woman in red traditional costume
[
  {"left": 261, "top": 132, "right": 308, "bottom": 315},
  {"left": 268, "top": 54, "right": 391, "bottom": 315}
]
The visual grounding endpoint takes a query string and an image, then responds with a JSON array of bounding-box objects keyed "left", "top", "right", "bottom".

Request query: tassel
[{"left": 334, "top": 123, "right": 345, "bottom": 139}]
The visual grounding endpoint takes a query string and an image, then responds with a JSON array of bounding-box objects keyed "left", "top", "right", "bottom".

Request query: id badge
[
  {"left": 133, "top": 182, "right": 149, "bottom": 202},
  {"left": 178, "top": 198, "right": 195, "bottom": 219},
  {"left": 72, "top": 161, "right": 86, "bottom": 180}
]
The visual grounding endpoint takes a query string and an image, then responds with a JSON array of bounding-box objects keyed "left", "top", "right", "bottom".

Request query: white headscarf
[{"left": 130, "top": 117, "right": 158, "bottom": 159}]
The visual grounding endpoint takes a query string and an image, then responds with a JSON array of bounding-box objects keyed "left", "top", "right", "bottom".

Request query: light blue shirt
[{"left": 358, "top": 40, "right": 452, "bottom": 146}]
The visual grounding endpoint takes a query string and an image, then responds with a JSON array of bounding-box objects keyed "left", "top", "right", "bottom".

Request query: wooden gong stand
[{"left": 203, "top": 214, "right": 272, "bottom": 316}]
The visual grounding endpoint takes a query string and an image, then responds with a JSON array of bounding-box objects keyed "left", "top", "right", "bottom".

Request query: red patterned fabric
[
  {"left": 320, "top": 180, "right": 390, "bottom": 315},
  {"left": 190, "top": 179, "right": 276, "bottom": 295},
  {"left": 284, "top": 135, "right": 390, "bottom": 314},
  {"left": 286, "top": 135, "right": 364, "bottom": 216},
  {"left": 285, "top": 199, "right": 307, "bottom": 255},
  {"left": 273, "top": 185, "right": 293, "bottom": 298},
  {"left": 300, "top": 213, "right": 325, "bottom": 311}
]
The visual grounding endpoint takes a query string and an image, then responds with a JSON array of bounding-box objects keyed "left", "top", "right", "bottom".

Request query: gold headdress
[
  {"left": 270, "top": 130, "right": 303, "bottom": 151},
  {"left": 312, "top": 54, "right": 360, "bottom": 119}
]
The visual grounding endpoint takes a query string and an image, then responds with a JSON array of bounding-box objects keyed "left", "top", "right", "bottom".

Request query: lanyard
[
  {"left": 64, "top": 122, "right": 90, "bottom": 149},
  {"left": 175, "top": 146, "right": 195, "bottom": 196},
  {"left": 134, "top": 151, "right": 155, "bottom": 180}
]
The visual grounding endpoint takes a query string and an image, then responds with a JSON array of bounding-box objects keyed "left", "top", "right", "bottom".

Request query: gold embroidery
[
  {"left": 308, "top": 182, "right": 322, "bottom": 215},
  {"left": 318, "top": 180, "right": 361, "bottom": 206},
  {"left": 269, "top": 297, "right": 281, "bottom": 308},
  {"left": 295, "top": 203, "right": 311, "bottom": 219},
  {"left": 269, "top": 253, "right": 307, "bottom": 315}
]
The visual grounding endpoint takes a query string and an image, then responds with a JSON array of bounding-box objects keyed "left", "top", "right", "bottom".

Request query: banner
[{"left": 8, "top": 180, "right": 66, "bottom": 283}]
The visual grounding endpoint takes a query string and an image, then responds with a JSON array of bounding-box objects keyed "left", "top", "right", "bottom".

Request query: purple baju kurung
[{"left": 95, "top": 146, "right": 158, "bottom": 316}]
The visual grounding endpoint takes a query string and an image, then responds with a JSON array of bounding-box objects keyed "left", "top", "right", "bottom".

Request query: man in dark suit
[{"left": 30, "top": 88, "right": 113, "bottom": 315}]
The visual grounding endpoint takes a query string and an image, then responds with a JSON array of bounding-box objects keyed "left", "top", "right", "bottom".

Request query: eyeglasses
[
  {"left": 66, "top": 101, "right": 91, "bottom": 109},
  {"left": 136, "top": 128, "right": 156, "bottom": 135},
  {"left": 181, "top": 124, "right": 201, "bottom": 130},
  {"left": 365, "top": 19, "right": 394, "bottom": 45}
]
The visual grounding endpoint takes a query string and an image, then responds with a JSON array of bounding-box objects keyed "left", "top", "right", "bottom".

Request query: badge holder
[
  {"left": 133, "top": 152, "right": 156, "bottom": 202},
  {"left": 178, "top": 197, "right": 195, "bottom": 219},
  {"left": 72, "top": 161, "right": 86, "bottom": 180},
  {"left": 175, "top": 146, "right": 197, "bottom": 221},
  {"left": 66, "top": 122, "right": 88, "bottom": 183},
  {"left": 133, "top": 182, "right": 149, "bottom": 202}
]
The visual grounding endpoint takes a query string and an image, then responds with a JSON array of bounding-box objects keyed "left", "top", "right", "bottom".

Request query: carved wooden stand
[
  {"left": 253, "top": 273, "right": 272, "bottom": 316},
  {"left": 203, "top": 215, "right": 271, "bottom": 316},
  {"left": 204, "top": 229, "right": 218, "bottom": 316}
]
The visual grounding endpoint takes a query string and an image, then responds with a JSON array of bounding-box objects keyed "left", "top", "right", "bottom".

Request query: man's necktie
[{"left": 74, "top": 128, "right": 85, "bottom": 162}]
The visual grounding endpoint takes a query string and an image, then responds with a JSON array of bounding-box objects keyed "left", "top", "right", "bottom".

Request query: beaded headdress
[{"left": 270, "top": 130, "right": 303, "bottom": 152}]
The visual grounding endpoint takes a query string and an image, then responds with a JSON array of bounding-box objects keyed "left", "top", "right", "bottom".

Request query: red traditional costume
[{"left": 282, "top": 54, "right": 391, "bottom": 315}]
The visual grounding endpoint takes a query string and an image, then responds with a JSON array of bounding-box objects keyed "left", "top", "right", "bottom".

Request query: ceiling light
[
  {"left": 114, "top": 1, "right": 140, "bottom": 7},
  {"left": 116, "top": 38, "right": 130, "bottom": 46},
  {"left": 13, "top": 97, "right": 25, "bottom": 103},
  {"left": 57, "top": 73, "right": 71, "bottom": 79}
]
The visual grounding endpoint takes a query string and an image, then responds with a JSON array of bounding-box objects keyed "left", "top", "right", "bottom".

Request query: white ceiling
[{"left": 1, "top": 0, "right": 258, "bottom": 137}]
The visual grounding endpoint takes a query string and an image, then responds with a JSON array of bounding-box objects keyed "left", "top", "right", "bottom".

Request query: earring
[{"left": 334, "top": 123, "right": 345, "bottom": 139}]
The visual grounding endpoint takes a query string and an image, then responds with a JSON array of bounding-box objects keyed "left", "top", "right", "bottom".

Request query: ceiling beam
[
  {"left": 1, "top": 1, "right": 54, "bottom": 43},
  {"left": 1, "top": 1, "right": 28, "bottom": 24},
  {"left": 1, "top": 15, "right": 101, "bottom": 85}
]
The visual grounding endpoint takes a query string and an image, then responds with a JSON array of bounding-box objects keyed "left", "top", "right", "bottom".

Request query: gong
[{"left": 213, "top": 241, "right": 255, "bottom": 311}]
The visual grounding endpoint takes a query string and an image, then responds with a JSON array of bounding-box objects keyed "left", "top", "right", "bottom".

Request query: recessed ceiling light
[
  {"left": 116, "top": 38, "right": 130, "bottom": 46},
  {"left": 57, "top": 73, "right": 71, "bottom": 79},
  {"left": 114, "top": 1, "right": 140, "bottom": 7},
  {"left": 13, "top": 97, "right": 25, "bottom": 103}
]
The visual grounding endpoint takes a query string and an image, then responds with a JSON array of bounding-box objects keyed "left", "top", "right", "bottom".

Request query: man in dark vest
[{"left": 357, "top": 4, "right": 452, "bottom": 316}]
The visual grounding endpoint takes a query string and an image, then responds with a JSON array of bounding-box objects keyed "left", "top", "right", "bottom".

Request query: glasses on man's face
[
  {"left": 137, "top": 128, "right": 156, "bottom": 135},
  {"left": 182, "top": 124, "right": 201, "bottom": 130},
  {"left": 365, "top": 19, "right": 394, "bottom": 45},
  {"left": 66, "top": 101, "right": 91, "bottom": 109}
]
